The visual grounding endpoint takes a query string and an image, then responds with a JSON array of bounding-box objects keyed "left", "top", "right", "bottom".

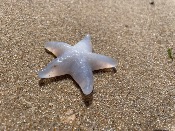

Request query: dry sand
[{"left": 0, "top": 0, "right": 175, "bottom": 130}]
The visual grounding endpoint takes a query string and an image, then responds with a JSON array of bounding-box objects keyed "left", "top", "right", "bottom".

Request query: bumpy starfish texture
[{"left": 38, "top": 34, "right": 117, "bottom": 95}]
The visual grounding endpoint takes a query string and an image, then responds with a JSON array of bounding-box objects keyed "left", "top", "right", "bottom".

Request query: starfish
[{"left": 38, "top": 34, "right": 117, "bottom": 95}]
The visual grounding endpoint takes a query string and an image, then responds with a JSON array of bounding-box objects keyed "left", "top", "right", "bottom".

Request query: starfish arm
[
  {"left": 88, "top": 53, "right": 117, "bottom": 71},
  {"left": 74, "top": 34, "right": 92, "bottom": 52},
  {"left": 70, "top": 58, "right": 93, "bottom": 95},
  {"left": 45, "top": 42, "right": 71, "bottom": 57},
  {"left": 38, "top": 58, "right": 70, "bottom": 78}
]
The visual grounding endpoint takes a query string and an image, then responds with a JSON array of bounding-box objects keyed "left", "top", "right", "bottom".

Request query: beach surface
[{"left": 0, "top": 0, "right": 175, "bottom": 130}]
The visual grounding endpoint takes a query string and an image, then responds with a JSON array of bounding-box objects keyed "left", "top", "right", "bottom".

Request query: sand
[{"left": 0, "top": 0, "right": 175, "bottom": 130}]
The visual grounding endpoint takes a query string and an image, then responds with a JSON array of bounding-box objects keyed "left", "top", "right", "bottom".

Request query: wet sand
[{"left": 0, "top": 0, "right": 175, "bottom": 130}]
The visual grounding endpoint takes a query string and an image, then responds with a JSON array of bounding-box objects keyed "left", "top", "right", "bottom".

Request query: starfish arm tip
[
  {"left": 38, "top": 69, "right": 51, "bottom": 78},
  {"left": 38, "top": 70, "right": 46, "bottom": 78},
  {"left": 81, "top": 85, "right": 93, "bottom": 95}
]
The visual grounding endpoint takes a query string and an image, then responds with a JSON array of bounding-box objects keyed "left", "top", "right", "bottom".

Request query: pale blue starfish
[{"left": 38, "top": 34, "right": 117, "bottom": 95}]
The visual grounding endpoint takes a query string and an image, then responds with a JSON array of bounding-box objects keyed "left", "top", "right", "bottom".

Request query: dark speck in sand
[{"left": 150, "top": 1, "right": 155, "bottom": 5}]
